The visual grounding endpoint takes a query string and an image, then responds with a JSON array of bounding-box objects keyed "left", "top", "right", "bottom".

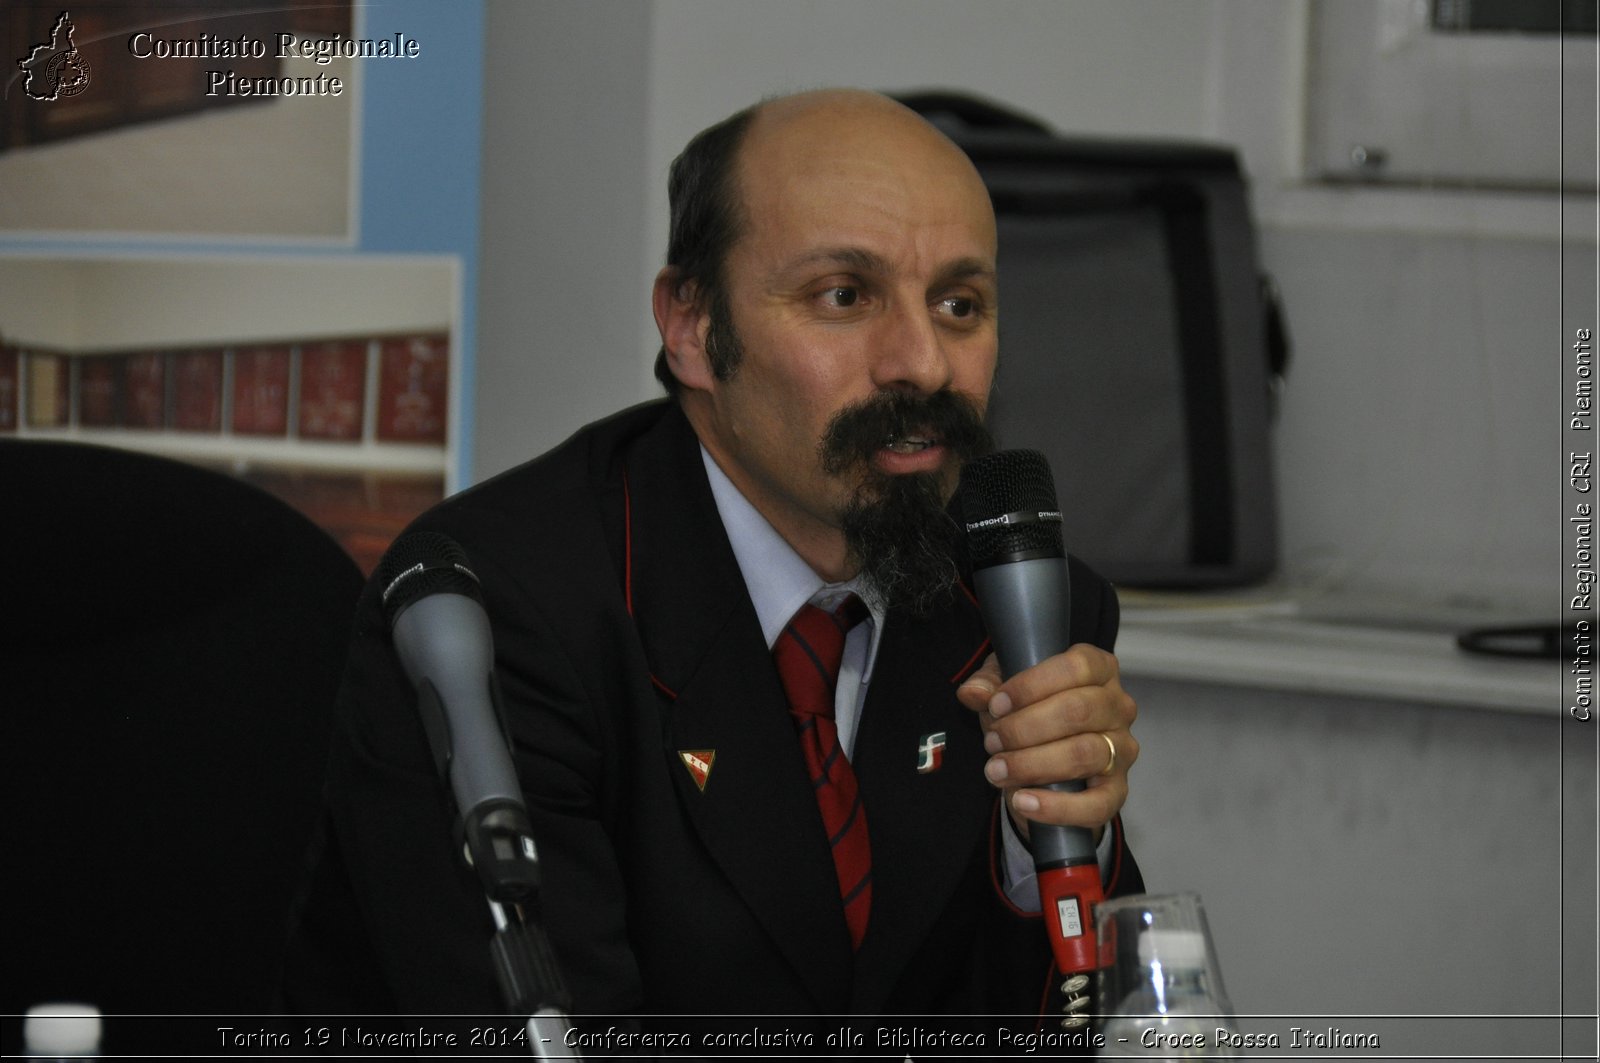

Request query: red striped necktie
[{"left": 773, "top": 594, "right": 872, "bottom": 950}]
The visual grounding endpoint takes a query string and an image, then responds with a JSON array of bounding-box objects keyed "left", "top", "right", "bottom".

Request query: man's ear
[{"left": 652, "top": 267, "right": 715, "bottom": 392}]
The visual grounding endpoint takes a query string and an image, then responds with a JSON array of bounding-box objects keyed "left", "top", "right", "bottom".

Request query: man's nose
[{"left": 869, "top": 299, "right": 953, "bottom": 396}]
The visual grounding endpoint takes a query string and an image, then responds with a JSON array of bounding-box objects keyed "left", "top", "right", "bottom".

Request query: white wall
[
  {"left": 0, "top": 257, "right": 454, "bottom": 350},
  {"left": 1262, "top": 228, "right": 1571, "bottom": 608},
  {"left": 1126, "top": 677, "right": 1592, "bottom": 1049},
  {"left": 0, "top": 259, "right": 83, "bottom": 347},
  {"left": 473, "top": 0, "right": 654, "bottom": 479}
]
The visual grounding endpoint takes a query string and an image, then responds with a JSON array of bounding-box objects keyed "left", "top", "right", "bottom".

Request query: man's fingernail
[
  {"left": 983, "top": 730, "right": 1003, "bottom": 754},
  {"left": 984, "top": 757, "right": 1008, "bottom": 784},
  {"left": 962, "top": 677, "right": 995, "bottom": 697},
  {"left": 1013, "top": 791, "right": 1040, "bottom": 813},
  {"left": 989, "top": 692, "right": 1013, "bottom": 717}
]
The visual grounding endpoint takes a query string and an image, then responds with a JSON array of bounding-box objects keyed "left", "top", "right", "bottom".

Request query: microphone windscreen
[
  {"left": 958, "top": 450, "right": 1065, "bottom": 567},
  {"left": 376, "top": 531, "right": 483, "bottom": 626}
]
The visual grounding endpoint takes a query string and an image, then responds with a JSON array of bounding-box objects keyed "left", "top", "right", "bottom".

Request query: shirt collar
[{"left": 700, "top": 446, "right": 885, "bottom": 673}]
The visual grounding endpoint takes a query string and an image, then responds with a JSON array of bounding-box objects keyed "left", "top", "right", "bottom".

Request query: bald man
[{"left": 283, "top": 89, "right": 1143, "bottom": 1037}]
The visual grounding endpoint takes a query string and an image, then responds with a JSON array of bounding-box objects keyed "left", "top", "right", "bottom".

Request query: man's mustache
[{"left": 818, "top": 390, "right": 993, "bottom": 475}]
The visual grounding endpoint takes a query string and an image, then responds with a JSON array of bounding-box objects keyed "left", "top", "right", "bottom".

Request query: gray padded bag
[{"left": 901, "top": 91, "right": 1289, "bottom": 588}]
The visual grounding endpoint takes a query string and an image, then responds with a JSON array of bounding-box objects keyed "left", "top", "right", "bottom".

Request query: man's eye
[
  {"left": 822, "top": 286, "right": 859, "bottom": 308},
  {"left": 939, "top": 296, "right": 976, "bottom": 318}
]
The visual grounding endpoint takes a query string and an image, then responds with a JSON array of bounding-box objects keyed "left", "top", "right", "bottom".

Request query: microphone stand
[
  {"left": 379, "top": 535, "right": 581, "bottom": 1058},
  {"left": 461, "top": 802, "right": 580, "bottom": 1059}
]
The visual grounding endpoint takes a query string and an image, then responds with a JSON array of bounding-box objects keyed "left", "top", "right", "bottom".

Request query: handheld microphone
[
  {"left": 959, "top": 450, "right": 1104, "bottom": 987},
  {"left": 376, "top": 532, "right": 540, "bottom": 904}
]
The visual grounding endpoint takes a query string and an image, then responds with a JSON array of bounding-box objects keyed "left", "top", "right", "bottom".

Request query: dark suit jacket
[{"left": 282, "top": 399, "right": 1141, "bottom": 1029}]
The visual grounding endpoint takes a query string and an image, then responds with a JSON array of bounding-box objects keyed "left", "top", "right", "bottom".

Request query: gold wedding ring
[{"left": 1097, "top": 732, "right": 1117, "bottom": 776}]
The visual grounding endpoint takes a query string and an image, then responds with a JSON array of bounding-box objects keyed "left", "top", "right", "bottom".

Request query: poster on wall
[
  {"left": 231, "top": 344, "right": 291, "bottom": 437},
  {"left": 298, "top": 339, "right": 367, "bottom": 441},
  {"left": 0, "top": 3, "right": 469, "bottom": 572},
  {"left": 376, "top": 334, "right": 448, "bottom": 445},
  {"left": 173, "top": 349, "right": 224, "bottom": 433},
  {"left": 123, "top": 350, "right": 166, "bottom": 429},
  {"left": 1, "top": 2, "right": 355, "bottom": 238}
]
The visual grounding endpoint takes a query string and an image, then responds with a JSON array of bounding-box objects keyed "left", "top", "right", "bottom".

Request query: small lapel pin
[
  {"left": 916, "top": 732, "right": 947, "bottom": 774},
  {"left": 679, "top": 749, "right": 716, "bottom": 791}
]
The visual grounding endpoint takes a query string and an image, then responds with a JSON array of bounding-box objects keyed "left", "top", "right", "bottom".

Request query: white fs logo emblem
[{"left": 916, "top": 732, "right": 947, "bottom": 774}]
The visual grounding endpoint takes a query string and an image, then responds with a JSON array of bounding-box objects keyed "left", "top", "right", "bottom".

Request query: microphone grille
[
  {"left": 958, "top": 449, "right": 1065, "bottom": 567},
  {"left": 374, "top": 530, "right": 483, "bottom": 627}
]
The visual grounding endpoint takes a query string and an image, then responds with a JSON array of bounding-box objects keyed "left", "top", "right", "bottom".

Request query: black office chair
[{"left": 1, "top": 440, "right": 363, "bottom": 1036}]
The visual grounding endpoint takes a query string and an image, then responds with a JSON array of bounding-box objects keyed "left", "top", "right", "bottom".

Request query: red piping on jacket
[
  {"left": 622, "top": 468, "right": 678, "bottom": 701},
  {"left": 950, "top": 637, "right": 993, "bottom": 685}
]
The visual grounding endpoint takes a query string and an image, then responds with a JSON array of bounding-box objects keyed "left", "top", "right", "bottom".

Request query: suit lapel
[
  {"left": 849, "top": 594, "right": 995, "bottom": 1011},
  {"left": 620, "top": 408, "right": 853, "bottom": 1010}
]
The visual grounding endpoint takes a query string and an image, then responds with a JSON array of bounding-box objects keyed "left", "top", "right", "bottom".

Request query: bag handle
[{"left": 892, "top": 91, "right": 1052, "bottom": 135}]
